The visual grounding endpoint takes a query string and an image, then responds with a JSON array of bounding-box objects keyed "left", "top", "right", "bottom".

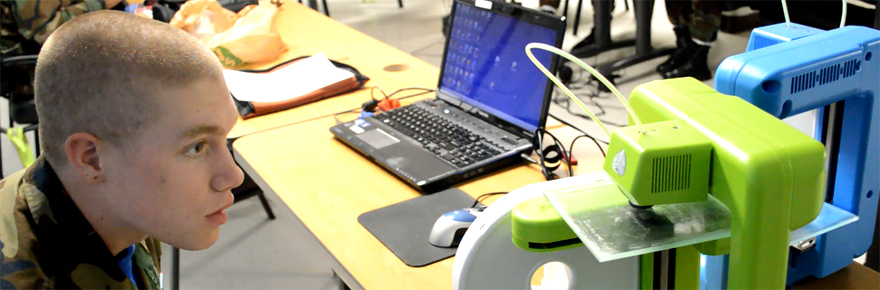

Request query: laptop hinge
[{"left": 435, "top": 92, "right": 534, "bottom": 139}]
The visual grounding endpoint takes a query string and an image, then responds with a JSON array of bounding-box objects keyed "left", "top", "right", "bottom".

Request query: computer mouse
[{"left": 429, "top": 207, "right": 483, "bottom": 248}]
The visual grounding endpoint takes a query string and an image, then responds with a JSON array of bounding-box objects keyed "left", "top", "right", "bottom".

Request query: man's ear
[{"left": 65, "top": 133, "right": 105, "bottom": 184}]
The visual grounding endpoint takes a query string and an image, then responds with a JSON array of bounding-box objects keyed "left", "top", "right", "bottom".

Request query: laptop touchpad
[{"left": 357, "top": 129, "right": 399, "bottom": 149}]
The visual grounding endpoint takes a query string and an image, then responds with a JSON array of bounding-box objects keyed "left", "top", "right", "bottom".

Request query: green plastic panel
[
  {"left": 603, "top": 120, "right": 713, "bottom": 206},
  {"left": 626, "top": 78, "right": 826, "bottom": 289},
  {"left": 510, "top": 196, "right": 582, "bottom": 252}
]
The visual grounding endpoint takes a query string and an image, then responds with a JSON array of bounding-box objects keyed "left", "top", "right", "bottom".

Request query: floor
[{"left": 0, "top": 0, "right": 866, "bottom": 289}]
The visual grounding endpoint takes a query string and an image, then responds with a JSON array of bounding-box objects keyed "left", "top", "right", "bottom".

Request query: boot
[
  {"left": 663, "top": 44, "right": 712, "bottom": 81},
  {"left": 656, "top": 26, "right": 693, "bottom": 74}
]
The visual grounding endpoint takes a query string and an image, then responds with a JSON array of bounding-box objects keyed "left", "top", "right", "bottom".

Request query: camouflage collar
[
  {"left": 29, "top": 157, "right": 98, "bottom": 239},
  {"left": 25, "top": 157, "right": 132, "bottom": 284}
]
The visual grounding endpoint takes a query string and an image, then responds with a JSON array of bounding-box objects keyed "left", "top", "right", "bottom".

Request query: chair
[
  {"left": 569, "top": 0, "right": 674, "bottom": 90},
  {"left": 0, "top": 55, "right": 42, "bottom": 175}
]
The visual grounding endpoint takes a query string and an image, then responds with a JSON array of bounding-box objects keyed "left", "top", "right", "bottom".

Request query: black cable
[
  {"left": 520, "top": 153, "right": 538, "bottom": 165},
  {"left": 532, "top": 128, "right": 571, "bottom": 181},
  {"left": 386, "top": 87, "right": 435, "bottom": 99},
  {"left": 333, "top": 109, "right": 361, "bottom": 124},
  {"left": 532, "top": 129, "right": 552, "bottom": 180},
  {"left": 570, "top": 135, "right": 605, "bottom": 158},
  {"left": 567, "top": 134, "right": 606, "bottom": 177},
  {"left": 471, "top": 192, "right": 508, "bottom": 208},
  {"left": 553, "top": 94, "right": 605, "bottom": 118},
  {"left": 598, "top": 118, "right": 627, "bottom": 127},
  {"left": 547, "top": 113, "right": 607, "bottom": 177},
  {"left": 549, "top": 110, "right": 588, "bottom": 134},
  {"left": 542, "top": 130, "right": 569, "bottom": 179},
  {"left": 549, "top": 113, "right": 609, "bottom": 144},
  {"left": 554, "top": 57, "right": 632, "bottom": 129},
  {"left": 552, "top": 90, "right": 629, "bottom": 128}
]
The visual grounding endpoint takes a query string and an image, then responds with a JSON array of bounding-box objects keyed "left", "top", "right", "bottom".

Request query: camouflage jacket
[
  {"left": 0, "top": 157, "right": 162, "bottom": 289},
  {"left": 1, "top": 0, "right": 108, "bottom": 56}
]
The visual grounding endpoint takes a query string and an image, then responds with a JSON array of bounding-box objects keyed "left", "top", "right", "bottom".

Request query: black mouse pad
[{"left": 357, "top": 188, "right": 481, "bottom": 267}]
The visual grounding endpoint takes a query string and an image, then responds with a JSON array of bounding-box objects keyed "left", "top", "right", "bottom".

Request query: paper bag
[
  {"left": 170, "top": 0, "right": 287, "bottom": 68},
  {"left": 207, "top": 0, "right": 288, "bottom": 68},
  {"left": 169, "top": 0, "right": 238, "bottom": 40}
]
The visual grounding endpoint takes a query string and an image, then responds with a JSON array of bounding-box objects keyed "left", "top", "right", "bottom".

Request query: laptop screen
[{"left": 439, "top": 1, "right": 559, "bottom": 133}]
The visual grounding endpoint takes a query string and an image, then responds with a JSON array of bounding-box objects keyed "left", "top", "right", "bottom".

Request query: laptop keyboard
[{"left": 377, "top": 105, "right": 504, "bottom": 168}]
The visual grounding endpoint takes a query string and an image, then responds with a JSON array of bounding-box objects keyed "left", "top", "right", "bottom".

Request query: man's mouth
[{"left": 206, "top": 200, "right": 234, "bottom": 225}]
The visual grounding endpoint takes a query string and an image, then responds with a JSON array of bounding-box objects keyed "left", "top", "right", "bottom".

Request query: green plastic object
[
  {"left": 508, "top": 78, "right": 825, "bottom": 289},
  {"left": 6, "top": 127, "right": 35, "bottom": 167},
  {"left": 510, "top": 196, "right": 583, "bottom": 252},
  {"left": 626, "top": 78, "right": 826, "bottom": 289},
  {"left": 603, "top": 120, "right": 713, "bottom": 207},
  {"left": 675, "top": 246, "right": 701, "bottom": 289}
]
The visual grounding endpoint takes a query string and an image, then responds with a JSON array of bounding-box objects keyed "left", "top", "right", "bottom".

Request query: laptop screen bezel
[{"left": 435, "top": 0, "right": 567, "bottom": 138}]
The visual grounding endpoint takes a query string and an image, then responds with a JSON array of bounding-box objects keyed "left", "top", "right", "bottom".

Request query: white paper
[{"left": 223, "top": 53, "right": 355, "bottom": 103}]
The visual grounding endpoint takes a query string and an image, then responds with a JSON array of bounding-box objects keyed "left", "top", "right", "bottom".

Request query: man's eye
[{"left": 187, "top": 142, "right": 207, "bottom": 156}]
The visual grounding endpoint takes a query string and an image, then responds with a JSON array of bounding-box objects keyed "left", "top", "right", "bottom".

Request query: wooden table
[
  {"left": 229, "top": 3, "right": 606, "bottom": 289},
  {"left": 793, "top": 262, "right": 879, "bottom": 289}
]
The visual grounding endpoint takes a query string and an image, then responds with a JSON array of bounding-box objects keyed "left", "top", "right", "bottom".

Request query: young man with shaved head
[{"left": 0, "top": 10, "right": 244, "bottom": 289}]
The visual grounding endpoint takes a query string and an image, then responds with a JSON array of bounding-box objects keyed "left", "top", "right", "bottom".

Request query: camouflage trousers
[{"left": 665, "top": 0, "right": 722, "bottom": 43}]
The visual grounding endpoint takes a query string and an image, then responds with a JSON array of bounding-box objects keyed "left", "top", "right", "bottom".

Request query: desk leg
[
  {"left": 232, "top": 148, "right": 364, "bottom": 290},
  {"left": 594, "top": 0, "right": 611, "bottom": 45},
  {"left": 875, "top": 4, "right": 879, "bottom": 30},
  {"left": 321, "top": 0, "right": 330, "bottom": 17},
  {"left": 593, "top": 0, "right": 674, "bottom": 88},
  {"left": 172, "top": 247, "right": 180, "bottom": 290},
  {"left": 570, "top": 0, "right": 636, "bottom": 58},
  {"left": 333, "top": 270, "right": 352, "bottom": 290},
  {"left": 573, "top": 0, "right": 585, "bottom": 36}
]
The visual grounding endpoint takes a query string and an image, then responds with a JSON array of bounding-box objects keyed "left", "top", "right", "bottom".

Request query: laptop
[{"left": 331, "top": 0, "right": 566, "bottom": 193}]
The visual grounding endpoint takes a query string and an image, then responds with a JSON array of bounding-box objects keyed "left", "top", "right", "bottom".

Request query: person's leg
[
  {"left": 656, "top": 0, "right": 695, "bottom": 74},
  {"left": 664, "top": 0, "right": 692, "bottom": 27},
  {"left": 689, "top": 0, "right": 721, "bottom": 45},
  {"left": 663, "top": 0, "right": 721, "bottom": 81}
]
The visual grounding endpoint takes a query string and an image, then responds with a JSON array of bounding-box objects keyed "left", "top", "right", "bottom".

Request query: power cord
[
  {"left": 550, "top": 112, "right": 608, "bottom": 176},
  {"left": 570, "top": 134, "right": 605, "bottom": 158},
  {"left": 529, "top": 126, "right": 604, "bottom": 179},
  {"left": 549, "top": 113, "right": 608, "bottom": 144},
  {"left": 334, "top": 109, "right": 362, "bottom": 124},
  {"left": 553, "top": 54, "right": 630, "bottom": 128},
  {"left": 531, "top": 128, "right": 571, "bottom": 181},
  {"left": 471, "top": 192, "right": 508, "bottom": 208},
  {"left": 385, "top": 87, "right": 436, "bottom": 98},
  {"left": 552, "top": 88, "right": 628, "bottom": 128}
]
